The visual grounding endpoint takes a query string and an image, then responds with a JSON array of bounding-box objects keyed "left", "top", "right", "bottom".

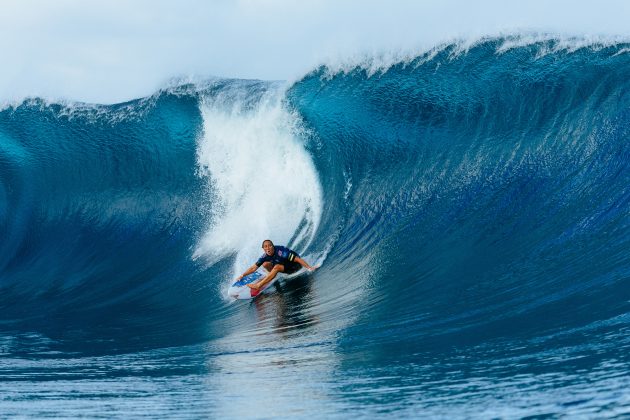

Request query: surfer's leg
[
  {"left": 248, "top": 264, "right": 284, "bottom": 290},
  {"left": 261, "top": 261, "right": 273, "bottom": 272}
]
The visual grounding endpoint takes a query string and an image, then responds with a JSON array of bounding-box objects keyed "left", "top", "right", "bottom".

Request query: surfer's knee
[
  {"left": 262, "top": 262, "right": 273, "bottom": 271},
  {"left": 273, "top": 264, "right": 285, "bottom": 273}
]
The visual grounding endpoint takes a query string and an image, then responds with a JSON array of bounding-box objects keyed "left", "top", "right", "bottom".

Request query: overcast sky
[{"left": 1, "top": 0, "right": 629, "bottom": 103}]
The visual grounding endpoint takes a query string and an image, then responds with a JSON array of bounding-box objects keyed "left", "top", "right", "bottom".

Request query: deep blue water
[{"left": 1, "top": 37, "right": 630, "bottom": 418}]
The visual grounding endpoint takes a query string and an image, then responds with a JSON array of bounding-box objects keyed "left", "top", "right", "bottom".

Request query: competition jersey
[{"left": 256, "top": 246, "right": 300, "bottom": 267}]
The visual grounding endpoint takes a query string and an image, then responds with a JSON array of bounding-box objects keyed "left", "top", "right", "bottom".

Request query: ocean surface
[{"left": 1, "top": 37, "right": 630, "bottom": 418}]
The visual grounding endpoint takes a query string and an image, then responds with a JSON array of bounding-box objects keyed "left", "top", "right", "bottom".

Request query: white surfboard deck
[
  {"left": 228, "top": 271, "right": 275, "bottom": 299},
  {"left": 228, "top": 269, "right": 304, "bottom": 300}
]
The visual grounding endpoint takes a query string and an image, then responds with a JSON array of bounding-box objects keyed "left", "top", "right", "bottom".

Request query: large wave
[
  {"left": 287, "top": 37, "right": 630, "bottom": 347},
  {"left": 0, "top": 37, "right": 629, "bottom": 361}
]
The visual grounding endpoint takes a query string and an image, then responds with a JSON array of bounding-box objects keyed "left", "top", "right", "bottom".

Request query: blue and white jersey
[{"left": 256, "top": 246, "right": 300, "bottom": 267}]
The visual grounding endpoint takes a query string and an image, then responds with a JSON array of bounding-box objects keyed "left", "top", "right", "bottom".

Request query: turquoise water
[{"left": 1, "top": 38, "right": 629, "bottom": 417}]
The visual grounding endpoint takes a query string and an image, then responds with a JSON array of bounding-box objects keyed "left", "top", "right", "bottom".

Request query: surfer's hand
[{"left": 309, "top": 265, "right": 320, "bottom": 272}]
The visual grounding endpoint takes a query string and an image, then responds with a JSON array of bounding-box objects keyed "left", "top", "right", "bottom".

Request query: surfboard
[
  {"left": 228, "top": 267, "right": 309, "bottom": 300},
  {"left": 228, "top": 271, "right": 273, "bottom": 299}
]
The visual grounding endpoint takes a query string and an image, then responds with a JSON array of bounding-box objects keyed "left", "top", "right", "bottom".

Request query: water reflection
[
  {"left": 250, "top": 274, "right": 318, "bottom": 337},
  {"left": 206, "top": 272, "right": 344, "bottom": 417}
]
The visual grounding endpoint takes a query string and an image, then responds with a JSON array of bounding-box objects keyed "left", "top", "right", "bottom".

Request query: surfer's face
[{"left": 263, "top": 241, "right": 274, "bottom": 256}]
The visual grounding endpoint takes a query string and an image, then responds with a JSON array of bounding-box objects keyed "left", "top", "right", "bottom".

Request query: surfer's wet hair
[{"left": 262, "top": 239, "right": 274, "bottom": 248}]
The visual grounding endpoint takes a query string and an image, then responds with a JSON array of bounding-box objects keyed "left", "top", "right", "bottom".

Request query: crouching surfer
[{"left": 235, "top": 240, "right": 319, "bottom": 296}]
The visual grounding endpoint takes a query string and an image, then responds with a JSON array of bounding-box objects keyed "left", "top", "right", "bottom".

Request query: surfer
[{"left": 236, "top": 240, "right": 319, "bottom": 293}]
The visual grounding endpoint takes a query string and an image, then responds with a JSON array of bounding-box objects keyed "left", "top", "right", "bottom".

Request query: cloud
[{"left": 1, "top": 0, "right": 629, "bottom": 103}]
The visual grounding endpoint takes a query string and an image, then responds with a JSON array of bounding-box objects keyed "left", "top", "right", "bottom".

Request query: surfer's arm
[
  {"left": 294, "top": 256, "right": 319, "bottom": 271},
  {"left": 237, "top": 264, "right": 259, "bottom": 280}
]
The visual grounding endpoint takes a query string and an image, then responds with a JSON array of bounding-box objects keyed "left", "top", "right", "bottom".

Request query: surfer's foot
[{"left": 247, "top": 283, "right": 260, "bottom": 290}]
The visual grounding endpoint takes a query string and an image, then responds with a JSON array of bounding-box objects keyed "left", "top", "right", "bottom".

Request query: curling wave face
[{"left": 287, "top": 37, "right": 630, "bottom": 346}]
